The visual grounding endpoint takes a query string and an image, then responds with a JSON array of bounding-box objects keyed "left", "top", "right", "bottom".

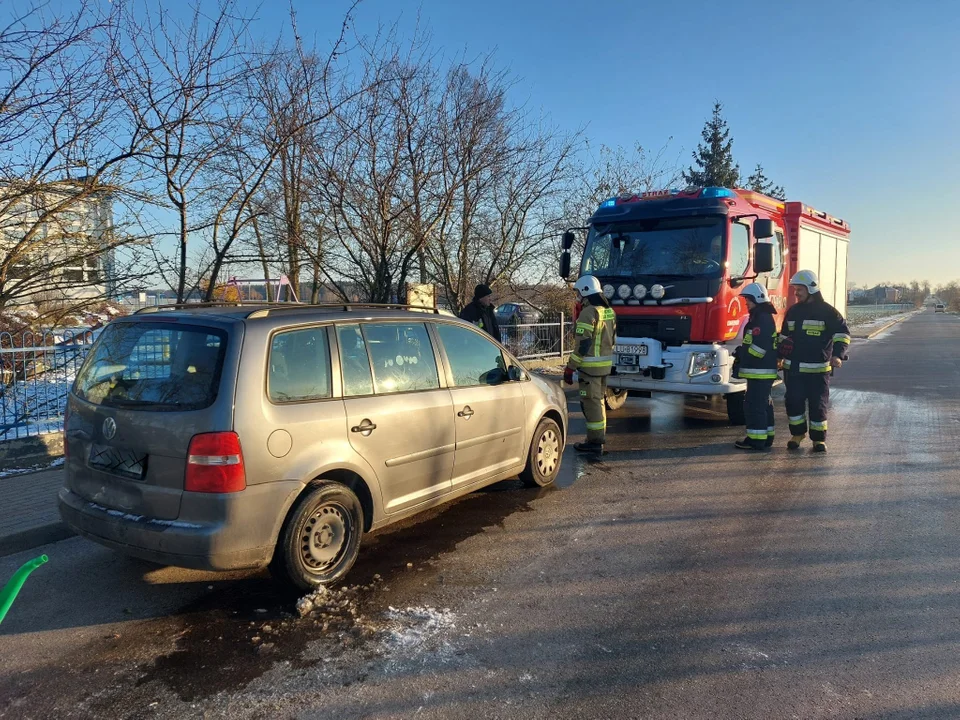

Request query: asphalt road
[{"left": 2, "top": 310, "right": 959, "bottom": 719}]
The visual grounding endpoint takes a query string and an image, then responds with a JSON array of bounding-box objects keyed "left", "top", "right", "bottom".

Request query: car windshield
[
  {"left": 73, "top": 322, "right": 227, "bottom": 411},
  {"left": 582, "top": 216, "right": 725, "bottom": 278}
]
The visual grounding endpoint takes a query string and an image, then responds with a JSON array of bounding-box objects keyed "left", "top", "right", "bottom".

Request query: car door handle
[
  {"left": 457, "top": 406, "right": 474, "bottom": 419},
  {"left": 351, "top": 419, "right": 377, "bottom": 435}
]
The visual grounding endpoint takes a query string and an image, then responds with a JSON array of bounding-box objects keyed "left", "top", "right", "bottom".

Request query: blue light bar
[
  {"left": 701, "top": 187, "right": 737, "bottom": 199},
  {"left": 598, "top": 197, "right": 616, "bottom": 209}
]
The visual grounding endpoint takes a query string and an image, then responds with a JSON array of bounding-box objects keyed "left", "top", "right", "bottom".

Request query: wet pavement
[{"left": 2, "top": 311, "right": 960, "bottom": 719}]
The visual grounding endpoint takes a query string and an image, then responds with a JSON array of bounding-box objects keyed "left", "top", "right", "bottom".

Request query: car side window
[
  {"left": 436, "top": 323, "right": 508, "bottom": 387},
  {"left": 729, "top": 223, "right": 750, "bottom": 276},
  {"left": 337, "top": 324, "right": 374, "bottom": 397},
  {"left": 268, "top": 326, "right": 331, "bottom": 402},
  {"left": 363, "top": 322, "right": 440, "bottom": 394}
]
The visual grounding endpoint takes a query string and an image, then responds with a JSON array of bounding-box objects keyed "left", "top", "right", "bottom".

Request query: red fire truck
[{"left": 559, "top": 186, "right": 851, "bottom": 424}]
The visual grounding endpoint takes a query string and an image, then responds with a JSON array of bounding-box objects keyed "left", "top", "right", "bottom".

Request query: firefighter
[
  {"left": 734, "top": 282, "right": 779, "bottom": 451},
  {"left": 778, "top": 269, "right": 851, "bottom": 453},
  {"left": 459, "top": 284, "right": 501, "bottom": 341},
  {"left": 563, "top": 275, "right": 617, "bottom": 454}
]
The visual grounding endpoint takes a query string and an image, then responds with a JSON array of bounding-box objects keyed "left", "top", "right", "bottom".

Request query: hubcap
[
  {"left": 535, "top": 428, "right": 560, "bottom": 477},
  {"left": 301, "top": 503, "right": 349, "bottom": 570}
]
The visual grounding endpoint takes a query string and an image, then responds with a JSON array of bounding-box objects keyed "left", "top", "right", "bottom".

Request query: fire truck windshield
[{"left": 581, "top": 216, "right": 725, "bottom": 278}]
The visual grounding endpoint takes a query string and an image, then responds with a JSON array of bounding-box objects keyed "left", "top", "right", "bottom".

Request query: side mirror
[
  {"left": 753, "top": 219, "right": 775, "bottom": 239},
  {"left": 559, "top": 252, "right": 571, "bottom": 279},
  {"left": 508, "top": 365, "right": 524, "bottom": 382},
  {"left": 561, "top": 231, "right": 575, "bottom": 251},
  {"left": 753, "top": 242, "right": 774, "bottom": 274}
]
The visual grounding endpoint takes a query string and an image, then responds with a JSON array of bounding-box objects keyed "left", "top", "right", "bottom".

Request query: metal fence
[
  {"left": 0, "top": 329, "right": 97, "bottom": 439},
  {"left": 499, "top": 314, "right": 572, "bottom": 361}
]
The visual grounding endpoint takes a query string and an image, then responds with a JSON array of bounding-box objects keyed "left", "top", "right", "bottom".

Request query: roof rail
[
  {"left": 245, "top": 303, "right": 444, "bottom": 319},
  {"left": 135, "top": 301, "right": 301, "bottom": 315}
]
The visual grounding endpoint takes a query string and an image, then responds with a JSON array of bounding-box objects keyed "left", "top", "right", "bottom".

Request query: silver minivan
[{"left": 58, "top": 304, "right": 568, "bottom": 589}]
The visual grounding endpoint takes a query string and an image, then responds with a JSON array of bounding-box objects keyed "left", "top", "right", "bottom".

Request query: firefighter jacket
[
  {"left": 780, "top": 294, "right": 851, "bottom": 374},
  {"left": 567, "top": 299, "right": 616, "bottom": 377},
  {"left": 737, "top": 303, "right": 779, "bottom": 380}
]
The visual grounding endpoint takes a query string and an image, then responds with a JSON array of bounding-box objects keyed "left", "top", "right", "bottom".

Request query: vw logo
[{"left": 102, "top": 417, "right": 117, "bottom": 441}]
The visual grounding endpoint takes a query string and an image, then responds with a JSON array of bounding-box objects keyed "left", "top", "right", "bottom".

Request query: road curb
[
  {"left": 852, "top": 313, "right": 915, "bottom": 340},
  {"left": 0, "top": 522, "right": 74, "bottom": 558}
]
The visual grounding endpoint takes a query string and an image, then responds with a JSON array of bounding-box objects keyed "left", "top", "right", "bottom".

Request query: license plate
[
  {"left": 89, "top": 444, "right": 148, "bottom": 481},
  {"left": 615, "top": 344, "right": 648, "bottom": 356}
]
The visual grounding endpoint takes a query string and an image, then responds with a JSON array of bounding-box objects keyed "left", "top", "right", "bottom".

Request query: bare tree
[{"left": 0, "top": 1, "right": 152, "bottom": 316}]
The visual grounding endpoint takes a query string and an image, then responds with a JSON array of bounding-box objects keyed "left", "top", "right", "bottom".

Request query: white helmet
[
  {"left": 790, "top": 269, "right": 820, "bottom": 293},
  {"left": 573, "top": 275, "right": 603, "bottom": 297},
  {"left": 740, "top": 282, "right": 770, "bottom": 304}
]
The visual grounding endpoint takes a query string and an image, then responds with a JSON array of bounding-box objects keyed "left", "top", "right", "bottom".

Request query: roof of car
[{"left": 124, "top": 302, "right": 461, "bottom": 325}]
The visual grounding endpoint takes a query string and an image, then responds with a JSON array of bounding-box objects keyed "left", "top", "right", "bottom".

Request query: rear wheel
[
  {"left": 726, "top": 391, "right": 746, "bottom": 426},
  {"left": 270, "top": 483, "right": 364, "bottom": 591},
  {"left": 604, "top": 388, "right": 628, "bottom": 411},
  {"left": 520, "top": 417, "right": 563, "bottom": 488}
]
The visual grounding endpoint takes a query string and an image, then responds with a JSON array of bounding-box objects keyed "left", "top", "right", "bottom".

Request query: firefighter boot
[
  {"left": 574, "top": 441, "right": 604, "bottom": 455},
  {"left": 787, "top": 435, "right": 805, "bottom": 451},
  {"left": 812, "top": 442, "right": 827, "bottom": 454},
  {"left": 735, "top": 437, "right": 767, "bottom": 452}
]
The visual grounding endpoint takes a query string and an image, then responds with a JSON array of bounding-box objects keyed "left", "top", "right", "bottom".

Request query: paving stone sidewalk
[{"left": 0, "top": 467, "right": 73, "bottom": 556}]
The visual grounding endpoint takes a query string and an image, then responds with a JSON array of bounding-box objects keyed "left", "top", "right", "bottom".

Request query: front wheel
[
  {"left": 726, "top": 391, "right": 746, "bottom": 426},
  {"left": 520, "top": 417, "right": 563, "bottom": 488},
  {"left": 270, "top": 483, "right": 364, "bottom": 591},
  {"left": 604, "top": 388, "right": 628, "bottom": 411}
]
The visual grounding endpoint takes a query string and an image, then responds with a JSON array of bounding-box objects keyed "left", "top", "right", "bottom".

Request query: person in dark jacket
[
  {"left": 459, "top": 284, "right": 501, "bottom": 341},
  {"left": 778, "top": 269, "right": 851, "bottom": 453},
  {"left": 734, "top": 283, "right": 780, "bottom": 451}
]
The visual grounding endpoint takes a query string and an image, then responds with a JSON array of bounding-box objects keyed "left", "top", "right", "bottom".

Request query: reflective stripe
[
  {"left": 782, "top": 359, "right": 792, "bottom": 369},
  {"left": 576, "top": 322, "right": 594, "bottom": 332},
  {"left": 767, "top": 427, "right": 776, "bottom": 434},
  {"left": 580, "top": 357, "right": 613, "bottom": 368},
  {"left": 747, "top": 346, "right": 766, "bottom": 358},
  {"left": 799, "top": 361, "right": 830, "bottom": 373},
  {"left": 809, "top": 420, "right": 828, "bottom": 431},
  {"left": 585, "top": 420, "right": 606, "bottom": 430},
  {"left": 787, "top": 321, "right": 795, "bottom": 331},
  {"left": 743, "top": 334, "right": 753, "bottom": 345},
  {"left": 833, "top": 333, "right": 851, "bottom": 344},
  {"left": 802, "top": 320, "right": 825, "bottom": 329},
  {"left": 788, "top": 414, "right": 806, "bottom": 423},
  {"left": 740, "top": 368, "right": 778, "bottom": 379},
  {"left": 569, "top": 353, "right": 583, "bottom": 362}
]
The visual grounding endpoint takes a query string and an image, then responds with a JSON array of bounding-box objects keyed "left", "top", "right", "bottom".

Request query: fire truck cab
[{"left": 559, "top": 186, "right": 850, "bottom": 424}]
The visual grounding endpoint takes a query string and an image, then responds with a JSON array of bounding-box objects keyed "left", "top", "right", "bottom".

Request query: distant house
[{"left": 0, "top": 177, "right": 116, "bottom": 303}]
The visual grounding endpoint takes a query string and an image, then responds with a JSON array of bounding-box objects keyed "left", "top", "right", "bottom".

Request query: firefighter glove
[{"left": 563, "top": 367, "right": 575, "bottom": 385}]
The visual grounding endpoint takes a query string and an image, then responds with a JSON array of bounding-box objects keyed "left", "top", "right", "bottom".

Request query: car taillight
[{"left": 185, "top": 432, "right": 246, "bottom": 493}]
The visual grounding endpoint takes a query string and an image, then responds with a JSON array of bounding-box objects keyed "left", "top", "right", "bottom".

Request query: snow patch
[{"left": 382, "top": 606, "right": 457, "bottom": 660}]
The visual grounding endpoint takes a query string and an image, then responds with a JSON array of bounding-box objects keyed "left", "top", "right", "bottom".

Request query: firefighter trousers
[
  {"left": 784, "top": 372, "right": 830, "bottom": 442},
  {"left": 744, "top": 378, "right": 775, "bottom": 448},
  {"left": 578, "top": 372, "right": 608, "bottom": 444}
]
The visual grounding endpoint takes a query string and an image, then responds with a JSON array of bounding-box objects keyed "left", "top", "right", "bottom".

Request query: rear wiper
[{"left": 101, "top": 398, "right": 183, "bottom": 410}]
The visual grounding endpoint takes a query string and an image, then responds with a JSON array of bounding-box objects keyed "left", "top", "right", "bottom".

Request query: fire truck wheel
[
  {"left": 726, "top": 391, "right": 746, "bottom": 426},
  {"left": 604, "top": 389, "right": 628, "bottom": 411}
]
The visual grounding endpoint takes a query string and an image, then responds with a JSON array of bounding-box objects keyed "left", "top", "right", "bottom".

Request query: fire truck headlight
[
  {"left": 602, "top": 284, "right": 615, "bottom": 299},
  {"left": 689, "top": 351, "right": 717, "bottom": 377},
  {"left": 617, "top": 284, "right": 632, "bottom": 300},
  {"left": 633, "top": 284, "right": 647, "bottom": 300},
  {"left": 651, "top": 284, "right": 666, "bottom": 300}
]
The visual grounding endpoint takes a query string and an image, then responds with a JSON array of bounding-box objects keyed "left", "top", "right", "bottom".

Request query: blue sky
[{"left": 287, "top": 0, "right": 959, "bottom": 287}]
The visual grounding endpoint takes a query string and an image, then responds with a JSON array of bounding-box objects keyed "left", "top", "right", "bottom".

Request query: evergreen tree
[
  {"left": 746, "top": 163, "right": 786, "bottom": 200},
  {"left": 684, "top": 101, "right": 740, "bottom": 188}
]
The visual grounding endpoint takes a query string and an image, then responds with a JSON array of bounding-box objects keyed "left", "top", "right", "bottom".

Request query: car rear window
[{"left": 74, "top": 322, "right": 227, "bottom": 411}]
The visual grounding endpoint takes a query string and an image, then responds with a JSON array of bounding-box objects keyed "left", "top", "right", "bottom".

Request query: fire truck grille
[{"left": 617, "top": 316, "right": 692, "bottom": 346}]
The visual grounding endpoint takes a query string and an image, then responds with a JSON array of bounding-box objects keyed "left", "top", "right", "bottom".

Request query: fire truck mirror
[
  {"left": 559, "top": 252, "right": 572, "bottom": 279},
  {"left": 561, "top": 231, "right": 576, "bottom": 250},
  {"left": 753, "top": 242, "right": 775, "bottom": 274},
  {"left": 753, "top": 219, "right": 775, "bottom": 239}
]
